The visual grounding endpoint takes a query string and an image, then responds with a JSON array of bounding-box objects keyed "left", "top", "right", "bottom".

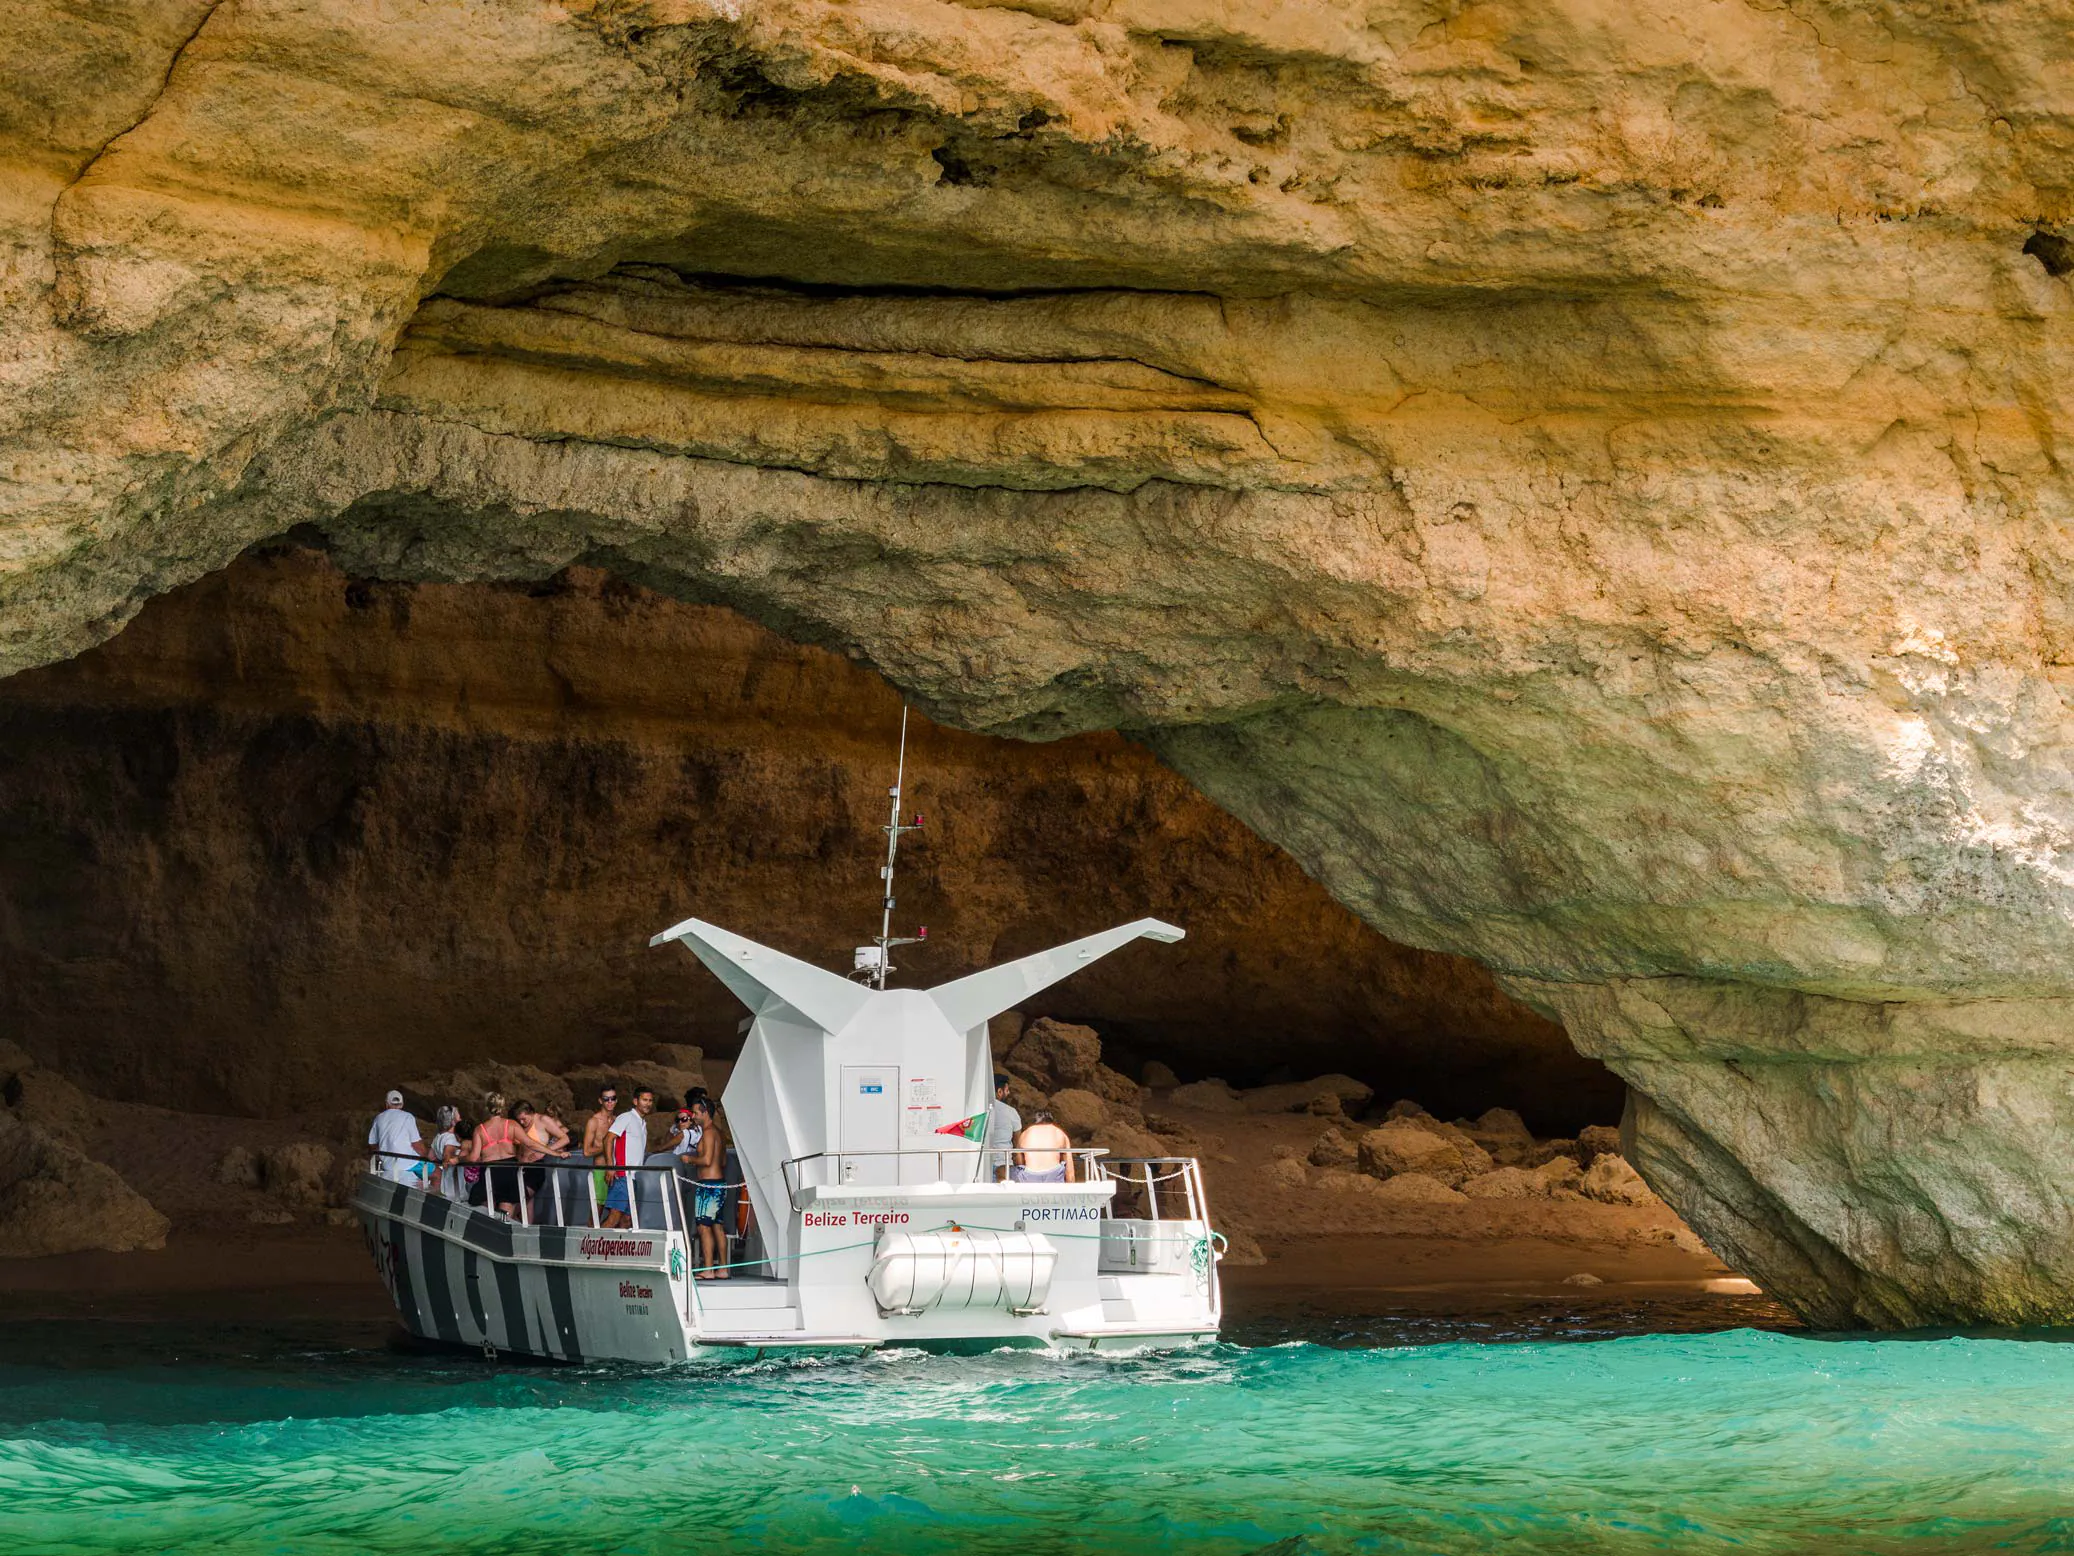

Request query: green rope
[{"left": 689, "top": 1234, "right": 882, "bottom": 1275}]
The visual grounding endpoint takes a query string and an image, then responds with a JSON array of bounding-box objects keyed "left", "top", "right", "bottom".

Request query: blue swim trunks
[
  {"left": 604, "top": 1176, "right": 631, "bottom": 1214},
  {"left": 694, "top": 1180, "right": 726, "bottom": 1226}
]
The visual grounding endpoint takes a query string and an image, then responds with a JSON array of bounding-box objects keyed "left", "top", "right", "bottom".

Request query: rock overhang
[{"left": 10, "top": 0, "right": 2074, "bottom": 1323}]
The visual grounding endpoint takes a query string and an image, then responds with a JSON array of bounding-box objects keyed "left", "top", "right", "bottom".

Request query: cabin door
[{"left": 839, "top": 1065, "right": 900, "bottom": 1185}]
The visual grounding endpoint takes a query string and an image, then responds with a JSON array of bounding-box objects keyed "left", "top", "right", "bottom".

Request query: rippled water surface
[{"left": 5, "top": 1317, "right": 2074, "bottom": 1554}]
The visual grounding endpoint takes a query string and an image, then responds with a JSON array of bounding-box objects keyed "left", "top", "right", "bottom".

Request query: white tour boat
[{"left": 355, "top": 718, "right": 1224, "bottom": 1361}]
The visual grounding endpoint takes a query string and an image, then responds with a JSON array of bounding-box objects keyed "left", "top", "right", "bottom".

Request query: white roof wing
[
  {"left": 926, "top": 917, "right": 1184, "bottom": 1034},
  {"left": 648, "top": 917, "right": 873, "bottom": 1034}
]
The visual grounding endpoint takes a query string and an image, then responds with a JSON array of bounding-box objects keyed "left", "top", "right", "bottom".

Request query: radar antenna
[{"left": 855, "top": 703, "right": 927, "bottom": 987}]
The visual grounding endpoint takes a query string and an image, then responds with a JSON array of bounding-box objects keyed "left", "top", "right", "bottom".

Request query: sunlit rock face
[
  {"left": 8, "top": 1, "right": 2074, "bottom": 1322},
  {"left": 1520, "top": 979, "right": 2074, "bottom": 1331},
  {"left": 0, "top": 548, "right": 1588, "bottom": 1123}
]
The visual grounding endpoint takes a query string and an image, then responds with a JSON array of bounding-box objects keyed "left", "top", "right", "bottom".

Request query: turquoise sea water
[{"left": 6, "top": 1320, "right": 2074, "bottom": 1554}]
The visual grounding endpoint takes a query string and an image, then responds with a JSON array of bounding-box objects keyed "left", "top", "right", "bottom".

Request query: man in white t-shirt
[
  {"left": 600, "top": 1087, "right": 654, "bottom": 1228},
  {"left": 367, "top": 1090, "right": 426, "bottom": 1185},
  {"left": 985, "top": 1072, "right": 1022, "bottom": 1182}
]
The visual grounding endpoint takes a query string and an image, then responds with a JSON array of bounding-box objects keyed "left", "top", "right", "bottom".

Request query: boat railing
[
  {"left": 782, "top": 1146, "right": 1111, "bottom": 1201},
  {"left": 365, "top": 1149, "right": 699, "bottom": 1235},
  {"left": 1095, "top": 1155, "right": 1211, "bottom": 1226}
]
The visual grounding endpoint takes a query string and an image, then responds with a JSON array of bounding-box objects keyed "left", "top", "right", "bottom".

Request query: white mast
[{"left": 860, "top": 704, "right": 926, "bottom": 987}]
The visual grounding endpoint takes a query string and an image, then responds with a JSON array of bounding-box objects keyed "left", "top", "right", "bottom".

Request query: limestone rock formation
[
  {"left": 1261, "top": 1156, "right": 1308, "bottom": 1191},
  {"left": 215, "top": 1145, "right": 261, "bottom": 1190},
  {"left": 1002, "top": 1020, "right": 1105, "bottom": 1095},
  {"left": 1370, "top": 1173, "right": 1468, "bottom": 1208},
  {"left": 1358, "top": 1121, "right": 1474, "bottom": 1188},
  {"left": 259, "top": 1142, "right": 335, "bottom": 1209},
  {"left": 1533, "top": 1156, "right": 1584, "bottom": 1197},
  {"left": 1314, "top": 1169, "right": 1383, "bottom": 1199},
  {"left": 0, "top": 1114, "right": 169, "bottom": 1257},
  {"left": 1307, "top": 1128, "right": 1356, "bottom": 1170},
  {"left": 1461, "top": 1167, "right": 1547, "bottom": 1201},
  {"left": 2, "top": 1065, "right": 101, "bottom": 1151},
  {"left": 1579, "top": 1153, "right": 1660, "bottom": 1209},
  {"left": 1568, "top": 1127, "right": 1617, "bottom": 1170},
  {"left": 1091, "top": 1118, "right": 1169, "bottom": 1163},
  {"left": 1044, "top": 1087, "right": 1108, "bottom": 1139},
  {"left": 1542, "top": 979, "right": 2074, "bottom": 1327},
  {"left": 11, "top": 0, "right": 2074, "bottom": 1322}
]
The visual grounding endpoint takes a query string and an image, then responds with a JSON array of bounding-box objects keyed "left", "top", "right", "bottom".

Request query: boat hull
[
  {"left": 356, "top": 1173, "right": 1220, "bottom": 1363},
  {"left": 356, "top": 1176, "right": 696, "bottom": 1364}
]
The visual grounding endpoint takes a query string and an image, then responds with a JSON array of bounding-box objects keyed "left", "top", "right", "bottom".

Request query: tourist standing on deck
[
  {"left": 636, "top": 1104, "right": 699, "bottom": 1229},
  {"left": 428, "top": 1104, "right": 470, "bottom": 1199},
  {"left": 1011, "top": 1112, "right": 1075, "bottom": 1183},
  {"left": 686, "top": 1091, "right": 729, "bottom": 1279},
  {"left": 985, "top": 1072, "right": 1021, "bottom": 1182},
  {"left": 514, "top": 1101, "right": 572, "bottom": 1223},
  {"left": 367, "top": 1090, "right": 426, "bottom": 1184},
  {"left": 472, "top": 1093, "right": 525, "bottom": 1218},
  {"left": 581, "top": 1085, "right": 617, "bottom": 1222},
  {"left": 601, "top": 1087, "right": 654, "bottom": 1229}
]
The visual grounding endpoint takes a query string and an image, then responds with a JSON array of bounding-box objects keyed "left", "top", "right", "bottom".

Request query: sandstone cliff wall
[
  {"left": 0, "top": 547, "right": 1591, "bottom": 1123},
  {"left": 10, "top": 0, "right": 2074, "bottom": 1323}
]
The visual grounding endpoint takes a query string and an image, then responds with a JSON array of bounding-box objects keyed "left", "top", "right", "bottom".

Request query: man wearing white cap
[{"left": 367, "top": 1090, "right": 427, "bottom": 1185}]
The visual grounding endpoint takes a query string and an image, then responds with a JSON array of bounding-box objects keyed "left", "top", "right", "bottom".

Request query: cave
[
  {"left": 0, "top": 543, "right": 1613, "bottom": 1134},
  {"left": 12, "top": 0, "right": 2074, "bottom": 1340}
]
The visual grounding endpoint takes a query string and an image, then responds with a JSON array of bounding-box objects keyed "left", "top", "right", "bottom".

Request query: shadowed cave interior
[{"left": 0, "top": 544, "right": 1618, "bottom": 1134}]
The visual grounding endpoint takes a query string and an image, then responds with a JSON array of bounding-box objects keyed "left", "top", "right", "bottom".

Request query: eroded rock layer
[
  {"left": 9, "top": 1, "right": 2074, "bottom": 1323},
  {"left": 0, "top": 547, "right": 1592, "bottom": 1123}
]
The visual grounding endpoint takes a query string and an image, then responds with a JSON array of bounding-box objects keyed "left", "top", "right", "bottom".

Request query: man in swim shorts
[
  {"left": 686, "top": 1092, "right": 729, "bottom": 1279},
  {"left": 1010, "top": 1111, "right": 1075, "bottom": 1183},
  {"left": 581, "top": 1085, "right": 618, "bottom": 1221}
]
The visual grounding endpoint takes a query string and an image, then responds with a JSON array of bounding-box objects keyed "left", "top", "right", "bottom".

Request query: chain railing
[{"left": 1095, "top": 1155, "right": 1209, "bottom": 1224}]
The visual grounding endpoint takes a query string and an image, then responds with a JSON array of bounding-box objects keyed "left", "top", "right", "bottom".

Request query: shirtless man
[
  {"left": 685, "top": 1092, "right": 730, "bottom": 1279},
  {"left": 581, "top": 1086, "right": 617, "bottom": 1223},
  {"left": 1010, "top": 1111, "right": 1076, "bottom": 1183}
]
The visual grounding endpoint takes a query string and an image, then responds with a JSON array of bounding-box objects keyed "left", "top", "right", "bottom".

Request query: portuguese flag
[{"left": 935, "top": 1111, "right": 987, "bottom": 1141}]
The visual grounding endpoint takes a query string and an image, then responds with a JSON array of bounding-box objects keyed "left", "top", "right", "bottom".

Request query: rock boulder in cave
[{"left": 8, "top": 0, "right": 2074, "bottom": 1325}]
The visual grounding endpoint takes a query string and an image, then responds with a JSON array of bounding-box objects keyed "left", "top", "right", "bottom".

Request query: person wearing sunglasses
[
  {"left": 581, "top": 1086, "right": 619, "bottom": 1223},
  {"left": 639, "top": 1104, "right": 701, "bottom": 1230}
]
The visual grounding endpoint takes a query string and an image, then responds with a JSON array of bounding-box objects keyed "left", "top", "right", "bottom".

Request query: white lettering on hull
[
  {"left": 579, "top": 1235, "right": 656, "bottom": 1259},
  {"left": 802, "top": 1210, "right": 912, "bottom": 1229}
]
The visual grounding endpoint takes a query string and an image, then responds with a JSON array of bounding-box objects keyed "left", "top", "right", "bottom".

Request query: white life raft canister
[{"left": 866, "top": 1226, "right": 1058, "bottom": 1315}]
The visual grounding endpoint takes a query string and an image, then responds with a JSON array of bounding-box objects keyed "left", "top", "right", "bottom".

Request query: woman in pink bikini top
[{"left": 471, "top": 1093, "right": 525, "bottom": 1217}]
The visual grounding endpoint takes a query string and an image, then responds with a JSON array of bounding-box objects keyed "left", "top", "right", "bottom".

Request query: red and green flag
[{"left": 935, "top": 1112, "right": 987, "bottom": 1142}]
